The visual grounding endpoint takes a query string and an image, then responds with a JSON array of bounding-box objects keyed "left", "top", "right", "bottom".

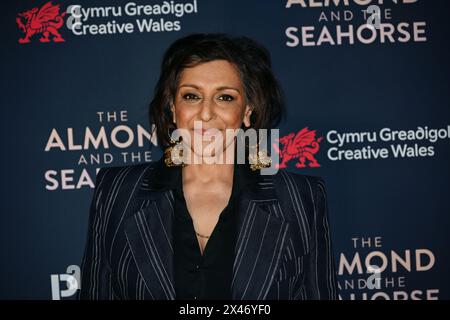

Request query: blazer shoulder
[
  {"left": 272, "top": 170, "right": 329, "bottom": 226},
  {"left": 274, "top": 169, "right": 327, "bottom": 198},
  {"left": 88, "top": 162, "right": 159, "bottom": 232},
  {"left": 94, "top": 161, "right": 157, "bottom": 189},
  {"left": 91, "top": 162, "right": 158, "bottom": 211}
]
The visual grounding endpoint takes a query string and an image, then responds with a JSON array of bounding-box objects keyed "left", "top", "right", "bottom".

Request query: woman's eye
[
  {"left": 182, "top": 93, "right": 199, "bottom": 100},
  {"left": 218, "top": 94, "right": 234, "bottom": 102}
]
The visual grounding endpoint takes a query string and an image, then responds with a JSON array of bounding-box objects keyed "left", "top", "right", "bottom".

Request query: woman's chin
[{"left": 186, "top": 140, "right": 236, "bottom": 163}]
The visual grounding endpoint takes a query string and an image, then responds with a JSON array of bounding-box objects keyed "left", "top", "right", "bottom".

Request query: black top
[{"left": 173, "top": 164, "right": 241, "bottom": 300}]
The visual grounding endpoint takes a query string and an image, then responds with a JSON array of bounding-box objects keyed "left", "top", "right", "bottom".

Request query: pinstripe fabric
[{"left": 78, "top": 159, "right": 338, "bottom": 300}]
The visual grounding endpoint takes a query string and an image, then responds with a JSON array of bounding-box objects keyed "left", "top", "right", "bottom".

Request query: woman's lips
[{"left": 194, "top": 128, "right": 220, "bottom": 137}]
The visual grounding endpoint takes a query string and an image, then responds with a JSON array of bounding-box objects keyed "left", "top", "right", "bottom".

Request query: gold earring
[
  {"left": 164, "top": 136, "right": 186, "bottom": 167},
  {"left": 248, "top": 144, "right": 272, "bottom": 171},
  {"left": 238, "top": 122, "right": 272, "bottom": 170}
]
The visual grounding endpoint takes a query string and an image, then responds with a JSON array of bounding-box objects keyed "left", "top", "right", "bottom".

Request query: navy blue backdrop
[{"left": 1, "top": 0, "right": 449, "bottom": 299}]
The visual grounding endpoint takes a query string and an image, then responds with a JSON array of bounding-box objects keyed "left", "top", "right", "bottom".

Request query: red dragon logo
[
  {"left": 16, "top": 1, "right": 66, "bottom": 44},
  {"left": 273, "top": 127, "right": 323, "bottom": 169}
]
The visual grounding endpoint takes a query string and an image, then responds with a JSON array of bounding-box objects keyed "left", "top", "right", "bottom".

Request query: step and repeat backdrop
[{"left": 1, "top": 0, "right": 449, "bottom": 299}]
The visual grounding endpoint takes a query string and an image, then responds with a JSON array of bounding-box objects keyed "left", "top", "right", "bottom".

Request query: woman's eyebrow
[
  {"left": 179, "top": 83, "right": 240, "bottom": 93},
  {"left": 216, "top": 86, "right": 240, "bottom": 93},
  {"left": 179, "top": 83, "right": 200, "bottom": 89}
]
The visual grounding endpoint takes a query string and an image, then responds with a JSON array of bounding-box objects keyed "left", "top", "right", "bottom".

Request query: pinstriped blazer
[{"left": 78, "top": 158, "right": 338, "bottom": 300}]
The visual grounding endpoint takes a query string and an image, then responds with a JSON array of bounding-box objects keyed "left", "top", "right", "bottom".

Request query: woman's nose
[{"left": 199, "top": 98, "right": 214, "bottom": 121}]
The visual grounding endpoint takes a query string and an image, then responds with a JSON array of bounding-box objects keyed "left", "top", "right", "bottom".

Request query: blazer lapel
[
  {"left": 124, "top": 160, "right": 178, "bottom": 300},
  {"left": 124, "top": 159, "right": 288, "bottom": 300},
  {"left": 231, "top": 170, "right": 289, "bottom": 300}
]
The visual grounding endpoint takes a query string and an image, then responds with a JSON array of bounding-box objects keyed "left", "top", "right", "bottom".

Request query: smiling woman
[
  {"left": 170, "top": 59, "right": 251, "bottom": 162},
  {"left": 78, "top": 33, "right": 338, "bottom": 300}
]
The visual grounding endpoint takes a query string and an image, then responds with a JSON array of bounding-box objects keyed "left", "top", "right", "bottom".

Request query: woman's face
[{"left": 171, "top": 59, "right": 252, "bottom": 160}]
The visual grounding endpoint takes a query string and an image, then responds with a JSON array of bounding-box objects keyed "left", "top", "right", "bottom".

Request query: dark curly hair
[{"left": 149, "top": 33, "right": 285, "bottom": 147}]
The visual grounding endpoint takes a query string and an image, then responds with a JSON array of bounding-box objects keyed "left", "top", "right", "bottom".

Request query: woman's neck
[{"left": 182, "top": 162, "right": 234, "bottom": 187}]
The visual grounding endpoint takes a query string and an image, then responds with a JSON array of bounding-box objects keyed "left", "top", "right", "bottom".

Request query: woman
[{"left": 78, "top": 33, "right": 338, "bottom": 300}]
